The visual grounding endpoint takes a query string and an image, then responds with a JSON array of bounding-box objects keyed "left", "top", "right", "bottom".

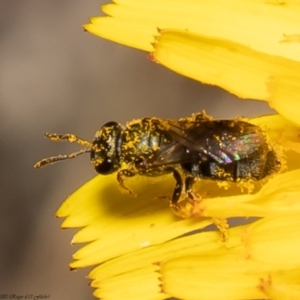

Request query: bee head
[
  {"left": 34, "top": 122, "right": 123, "bottom": 174},
  {"left": 91, "top": 121, "right": 123, "bottom": 175}
]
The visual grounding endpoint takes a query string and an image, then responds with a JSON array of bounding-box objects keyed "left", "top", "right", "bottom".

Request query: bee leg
[
  {"left": 117, "top": 169, "right": 137, "bottom": 197},
  {"left": 185, "top": 176, "right": 195, "bottom": 200},
  {"left": 170, "top": 169, "right": 184, "bottom": 215},
  {"left": 171, "top": 173, "right": 204, "bottom": 218},
  {"left": 170, "top": 170, "right": 196, "bottom": 218},
  {"left": 184, "top": 176, "right": 205, "bottom": 217}
]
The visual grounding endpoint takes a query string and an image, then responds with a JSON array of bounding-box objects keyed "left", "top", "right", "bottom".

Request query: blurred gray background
[{"left": 0, "top": 1, "right": 273, "bottom": 299}]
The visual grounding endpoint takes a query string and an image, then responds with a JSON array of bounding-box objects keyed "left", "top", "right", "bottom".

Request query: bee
[{"left": 35, "top": 112, "right": 280, "bottom": 216}]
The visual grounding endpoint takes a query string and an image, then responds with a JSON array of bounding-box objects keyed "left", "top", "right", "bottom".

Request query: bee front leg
[{"left": 117, "top": 169, "right": 137, "bottom": 197}]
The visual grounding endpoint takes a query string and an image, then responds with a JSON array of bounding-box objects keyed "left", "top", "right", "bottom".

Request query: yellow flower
[
  {"left": 52, "top": 1, "right": 300, "bottom": 299},
  {"left": 84, "top": 0, "right": 300, "bottom": 125}
]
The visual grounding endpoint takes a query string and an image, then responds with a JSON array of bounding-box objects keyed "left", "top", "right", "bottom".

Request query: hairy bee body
[{"left": 35, "top": 112, "right": 280, "bottom": 216}]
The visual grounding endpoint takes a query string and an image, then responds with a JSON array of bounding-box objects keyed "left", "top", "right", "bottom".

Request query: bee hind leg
[
  {"left": 170, "top": 170, "right": 203, "bottom": 218},
  {"left": 171, "top": 169, "right": 184, "bottom": 204},
  {"left": 185, "top": 176, "right": 196, "bottom": 200}
]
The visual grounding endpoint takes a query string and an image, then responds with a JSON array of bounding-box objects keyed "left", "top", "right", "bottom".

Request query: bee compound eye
[{"left": 94, "top": 158, "right": 118, "bottom": 175}]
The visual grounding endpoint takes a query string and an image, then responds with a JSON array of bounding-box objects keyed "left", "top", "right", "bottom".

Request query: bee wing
[
  {"left": 164, "top": 120, "right": 266, "bottom": 164},
  {"left": 146, "top": 141, "right": 193, "bottom": 167}
]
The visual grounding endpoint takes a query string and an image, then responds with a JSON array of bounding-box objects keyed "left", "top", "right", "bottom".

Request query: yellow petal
[
  {"left": 84, "top": 16, "right": 154, "bottom": 51},
  {"left": 88, "top": 225, "right": 244, "bottom": 299},
  {"left": 57, "top": 173, "right": 212, "bottom": 268},
  {"left": 92, "top": 265, "right": 165, "bottom": 300},
  {"left": 152, "top": 30, "right": 300, "bottom": 124},
  {"left": 84, "top": 0, "right": 300, "bottom": 61},
  {"left": 258, "top": 275, "right": 300, "bottom": 300},
  {"left": 162, "top": 253, "right": 300, "bottom": 300},
  {"left": 83, "top": 1, "right": 300, "bottom": 124},
  {"left": 161, "top": 214, "right": 300, "bottom": 299},
  {"left": 244, "top": 212, "right": 300, "bottom": 268}
]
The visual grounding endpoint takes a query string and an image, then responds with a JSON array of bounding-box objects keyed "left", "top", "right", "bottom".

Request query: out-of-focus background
[{"left": 0, "top": 1, "right": 274, "bottom": 299}]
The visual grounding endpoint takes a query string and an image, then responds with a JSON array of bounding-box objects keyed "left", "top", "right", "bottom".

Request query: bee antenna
[{"left": 34, "top": 132, "right": 92, "bottom": 169}]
